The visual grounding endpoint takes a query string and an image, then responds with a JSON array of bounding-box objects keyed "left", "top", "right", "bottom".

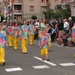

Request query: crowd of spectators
[
  {"left": 4, "top": 17, "right": 75, "bottom": 47},
  {"left": 33, "top": 17, "right": 75, "bottom": 47}
]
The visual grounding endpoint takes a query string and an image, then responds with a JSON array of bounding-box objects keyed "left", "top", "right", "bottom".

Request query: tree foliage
[
  {"left": 42, "top": 3, "right": 71, "bottom": 19},
  {"left": 43, "top": 3, "right": 54, "bottom": 20},
  {"left": 31, "top": 15, "right": 37, "bottom": 20},
  {"left": 0, "top": 14, "right": 4, "bottom": 22}
]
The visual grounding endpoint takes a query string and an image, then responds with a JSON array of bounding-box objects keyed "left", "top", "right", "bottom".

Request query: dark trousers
[
  {"left": 51, "top": 33, "right": 56, "bottom": 42},
  {"left": 34, "top": 32, "right": 38, "bottom": 40},
  {"left": 62, "top": 38, "right": 67, "bottom": 46}
]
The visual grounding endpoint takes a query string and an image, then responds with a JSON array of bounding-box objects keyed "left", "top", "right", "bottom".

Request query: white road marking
[
  {"left": 32, "top": 65, "right": 50, "bottom": 69},
  {"left": 5, "top": 67, "right": 22, "bottom": 72},
  {"left": 59, "top": 63, "right": 75, "bottom": 66},
  {"left": 34, "top": 56, "right": 57, "bottom": 66}
]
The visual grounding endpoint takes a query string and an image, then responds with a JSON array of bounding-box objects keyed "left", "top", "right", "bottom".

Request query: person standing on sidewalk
[{"left": 58, "top": 19, "right": 63, "bottom": 38}]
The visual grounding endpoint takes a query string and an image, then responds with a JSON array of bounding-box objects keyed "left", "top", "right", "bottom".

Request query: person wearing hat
[
  {"left": 0, "top": 23, "right": 8, "bottom": 66},
  {"left": 38, "top": 28, "right": 49, "bottom": 61}
]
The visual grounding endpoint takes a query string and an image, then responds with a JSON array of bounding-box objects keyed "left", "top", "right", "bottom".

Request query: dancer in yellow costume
[
  {"left": 38, "top": 19, "right": 47, "bottom": 38},
  {"left": 20, "top": 20, "right": 29, "bottom": 54},
  {"left": 39, "top": 28, "right": 49, "bottom": 61},
  {"left": 13, "top": 23, "right": 19, "bottom": 50},
  {"left": 0, "top": 23, "right": 8, "bottom": 66},
  {"left": 29, "top": 21, "right": 35, "bottom": 45},
  {"left": 6, "top": 22, "right": 14, "bottom": 47}
]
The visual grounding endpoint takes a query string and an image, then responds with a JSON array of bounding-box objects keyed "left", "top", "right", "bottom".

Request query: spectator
[
  {"left": 64, "top": 19, "right": 69, "bottom": 34},
  {"left": 66, "top": 29, "right": 72, "bottom": 47},
  {"left": 68, "top": 17, "right": 74, "bottom": 29},
  {"left": 58, "top": 19, "right": 63, "bottom": 38},
  {"left": 57, "top": 31, "right": 66, "bottom": 46}
]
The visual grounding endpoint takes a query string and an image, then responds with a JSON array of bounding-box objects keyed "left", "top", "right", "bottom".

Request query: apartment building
[
  {"left": 62, "top": 0, "right": 75, "bottom": 16},
  {"left": 22, "top": 0, "right": 61, "bottom": 20},
  {"left": 6, "top": 0, "right": 61, "bottom": 21},
  {"left": 0, "top": 0, "right": 5, "bottom": 15}
]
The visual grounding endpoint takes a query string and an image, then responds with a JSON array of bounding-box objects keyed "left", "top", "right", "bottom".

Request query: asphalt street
[{"left": 0, "top": 40, "right": 75, "bottom": 75}]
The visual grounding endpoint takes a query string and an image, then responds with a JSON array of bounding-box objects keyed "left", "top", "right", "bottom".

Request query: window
[
  {"left": 41, "top": 6, "right": 45, "bottom": 11},
  {"left": 30, "top": 0, "right": 34, "bottom": 1},
  {"left": 14, "top": 5, "right": 21, "bottom": 10},
  {"left": 30, "top": 6, "right": 34, "bottom": 11},
  {"left": 46, "top": 0, "right": 49, "bottom": 2},
  {"left": 41, "top": 0, "right": 46, "bottom": 2}
]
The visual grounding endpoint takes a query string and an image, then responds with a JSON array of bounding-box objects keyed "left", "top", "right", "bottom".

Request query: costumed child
[
  {"left": 29, "top": 21, "right": 35, "bottom": 45},
  {"left": 0, "top": 23, "right": 8, "bottom": 66},
  {"left": 38, "top": 29, "right": 42, "bottom": 38},
  {"left": 45, "top": 27, "right": 52, "bottom": 52},
  {"left": 20, "top": 20, "right": 29, "bottom": 54},
  {"left": 72, "top": 23, "right": 75, "bottom": 43},
  {"left": 6, "top": 22, "right": 14, "bottom": 47},
  {"left": 13, "top": 22, "right": 19, "bottom": 50},
  {"left": 72, "top": 23, "right": 75, "bottom": 57},
  {"left": 38, "top": 28, "right": 49, "bottom": 61}
]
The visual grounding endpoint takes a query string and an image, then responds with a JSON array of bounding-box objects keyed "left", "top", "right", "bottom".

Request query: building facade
[
  {"left": 5, "top": 0, "right": 61, "bottom": 21},
  {"left": 0, "top": 1, "right": 5, "bottom": 15},
  {"left": 62, "top": 0, "right": 75, "bottom": 16}
]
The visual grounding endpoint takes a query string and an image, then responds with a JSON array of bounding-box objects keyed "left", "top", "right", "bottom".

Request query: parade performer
[
  {"left": 0, "top": 23, "right": 8, "bottom": 66},
  {"left": 13, "top": 23, "right": 19, "bottom": 50},
  {"left": 20, "top": 20, "right": 29, "bottom": 54},
  {"left": 29, "top": 21, "right": 35, "bottom": 45},
  {"left": 72, "top": 23, "right": 75, "bottom": 57},
  {"left": 2, "top": 22, "right": 8, "bottom": 43},
  {"left": 6, "top": 22, "right": 14, "bottom": 47},
  {"left": 38, "top": 19, "right": 47, "bottom": 38},
  {"left": 40, "top": 19, "right": 46, "bottom": 28},
  {"left": 45, "top": 27, "right": 52, "bottom": 52},
  {"left": 39, "top": 28, "right": 49, "bottom": 61}
]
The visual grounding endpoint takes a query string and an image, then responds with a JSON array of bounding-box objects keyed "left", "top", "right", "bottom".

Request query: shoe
[
  {"left": 1, "top": 62, "right": 5, "bottom": 66},
  {"left": 42, "top": 58, "right": 44, "bottom": 60},
  {"left": 46, "top": 59, "right": 49, "bottom": 61},
  {"left": 30, "top": 44, "right": 33, "bottom": 46},
  {"left": 74, "top": 54, "right": 75, "bottom": 58},
  {"left": 48, "top": 50, "right": 52, "bottom": 52},
  {"left": 10, "top": 46, "right": 12, "bottom": 48},
  {"left": 25, "top": 52, "right": 27, "bottom": 54},
  {"left": 15, "top": 49, "right": 18, "bottom": 50},
  {"left": 23, "top": 52, "right": 27, "bottom": 54}
]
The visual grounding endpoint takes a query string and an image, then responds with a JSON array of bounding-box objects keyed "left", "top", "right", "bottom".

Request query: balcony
[
  {"left": 13, "top": 0, "right": 22, "bottom": 5},
  {"left": 13, "top": 10, "right": 22, "bottom": 13},
  {"left": 14, "top": 0, "right": 22, "bottom": 3},
  {"left": 7, "top": 0, "right": 22, "bottom": 7},
  {"left": 13, "top": 10, "right": 22, "bottom": 15}
]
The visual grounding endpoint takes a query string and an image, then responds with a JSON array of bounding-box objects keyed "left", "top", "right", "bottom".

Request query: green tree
[
  {"left": 31, "top": 15, "right": 37, "bottom": 20},
  {"left": 53, "top": 10, "right": 62, "bottom": 18},
  {"left": 56, "top": 4, "right": 71, "bottom": 19},
  {"left": 43, "top": 2, "right": 54, "bottom": 20},
  {"left": 0, "top": 14, "right": 4, "bottom": 22}
]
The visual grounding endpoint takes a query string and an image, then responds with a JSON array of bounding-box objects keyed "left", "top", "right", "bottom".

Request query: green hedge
[
  {"left": 0, "top": 15, "right": 4, "bottom": 22},
  {"left": 72, "top": 16, "right": 75, "bottom": 22}
]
